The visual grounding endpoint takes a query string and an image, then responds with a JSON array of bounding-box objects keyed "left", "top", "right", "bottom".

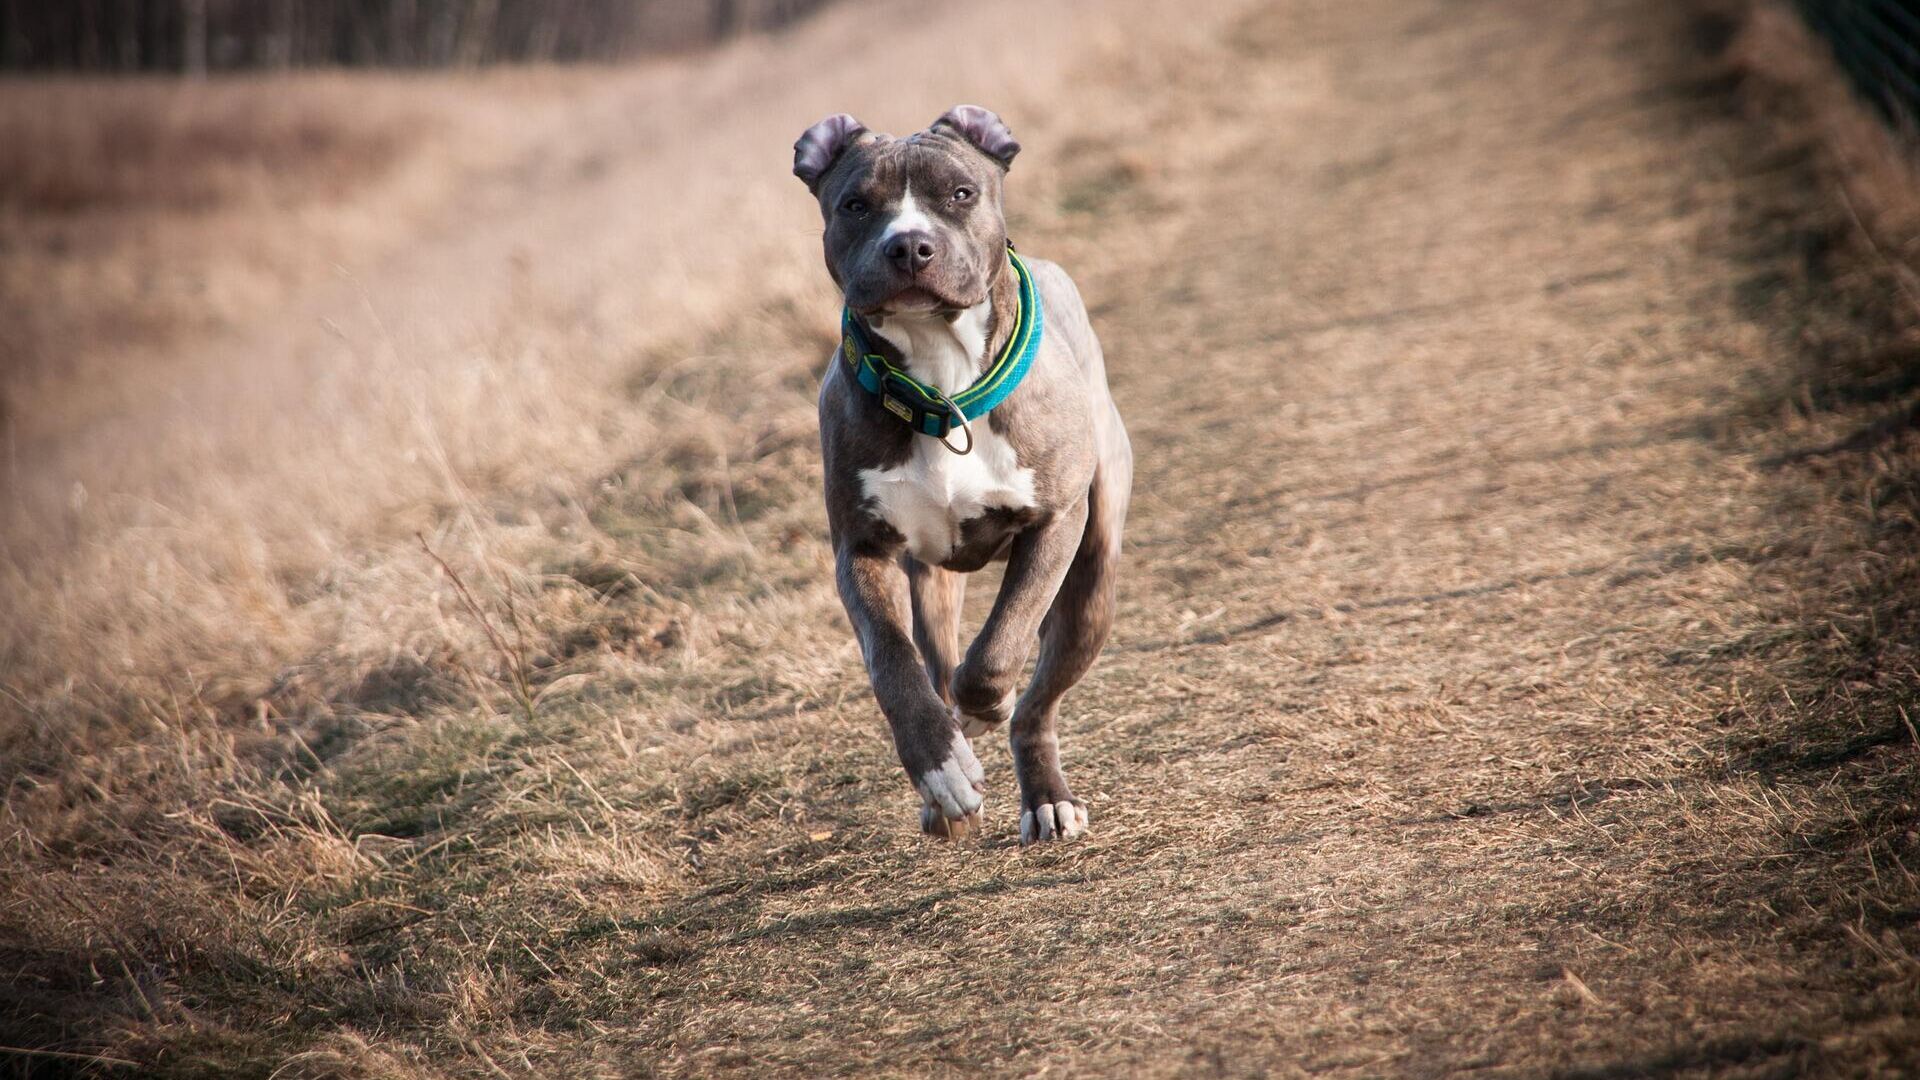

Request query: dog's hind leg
[
  {"left": 1011, "top": 453, "right": 1130, "bottom": 844},
  {"left": 905, "top": 556, "right": 970, "bottom": 725}
]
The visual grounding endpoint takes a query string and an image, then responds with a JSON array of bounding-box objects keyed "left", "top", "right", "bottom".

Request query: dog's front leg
[
  {"left": 951, "top": 497, "right": 1088, "bottom": 732},
  {"left": 836, "top": 542, "right": 986, "bottom": 838},
  {"left": 951, "top": 499, "right": 1091, "bottom": 843}
]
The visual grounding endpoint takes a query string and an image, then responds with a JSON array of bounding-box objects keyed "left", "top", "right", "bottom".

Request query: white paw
[
  {"left": 914, "top": 735, "right": 986, "bottom": 839},
  {"left": 954, "top": 692, "right": 1015, "bottom": 739},
  {"left": 1019, "top": 799, "right": 1087, "bottom": 845}
]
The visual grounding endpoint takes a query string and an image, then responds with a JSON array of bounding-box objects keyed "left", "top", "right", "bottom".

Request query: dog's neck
[{"left": 867, "top": 255, "right": 1019, "bottom": 396}]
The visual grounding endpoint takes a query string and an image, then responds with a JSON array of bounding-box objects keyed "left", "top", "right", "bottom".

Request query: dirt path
[
  {"left": 592, "top": 1, "right": 1919, "bottom": 1074},
  {"left": 6, "top": 0, "right": 1919, "bottom": 1075}
]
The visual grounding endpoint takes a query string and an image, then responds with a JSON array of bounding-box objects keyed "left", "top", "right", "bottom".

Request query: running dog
[{"left": 793, "top": 105, "right": 1132, "bottom": 844}]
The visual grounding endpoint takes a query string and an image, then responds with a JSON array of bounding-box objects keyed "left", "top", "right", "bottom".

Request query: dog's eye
[
  {"left": 840, "top": 196, "right": 869, "bottom": 215},
  {"left": 952, "top": 186, "right": 974, "bottom": 203}
]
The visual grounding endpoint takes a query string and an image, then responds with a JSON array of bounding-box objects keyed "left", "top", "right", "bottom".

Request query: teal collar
[{"left": 840, "top": 247, "right": 1042, "bottom": 454}]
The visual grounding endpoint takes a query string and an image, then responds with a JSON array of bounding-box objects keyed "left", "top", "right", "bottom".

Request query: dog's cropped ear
[
  {"left": 932, "top": 105, "right": 1020, "bottom": 169},
  {"left": 793, "top": 113, "right": 867, "bottom": 190}
]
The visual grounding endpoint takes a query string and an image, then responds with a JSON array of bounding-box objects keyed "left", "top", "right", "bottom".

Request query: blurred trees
[
  {"left": 0, "top": 0, "right": 829, "bottom": 72},
  {"left": 1793, "top": 0, "right": 1920, "bottom": 126}
]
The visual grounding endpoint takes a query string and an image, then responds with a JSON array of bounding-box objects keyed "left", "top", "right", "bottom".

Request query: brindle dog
[{"left": 794, "top": 106, "right": 1131, "bottom": 844}]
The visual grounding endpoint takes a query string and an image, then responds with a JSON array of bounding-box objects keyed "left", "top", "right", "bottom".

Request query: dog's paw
[
  {"left": 1019, "top": 795, "right": 1087, "bottom": 846},
  {"left": 954, "top": 694, "right": 1013, "bottom": 739},
  {"left": 912, "top": 734, "right": 986, "bottom": 840},
  {"left": 952, "top": 660, "right": 1016, "bottom": 731}
]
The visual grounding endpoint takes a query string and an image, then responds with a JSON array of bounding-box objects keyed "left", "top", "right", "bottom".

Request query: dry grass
[
  {"left": 0, "top": 73, "right": 463, "bottom": 390},
  {"left": 4, "top": 0, "right": 1920, "bottom": 1075},
  {"left": 0, "top": 83, "right": 405, "bottom": 217}
]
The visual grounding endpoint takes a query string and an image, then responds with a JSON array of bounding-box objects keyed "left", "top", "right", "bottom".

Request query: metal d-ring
[{"left": 930, "top": 388, "right": 974, "bottom": 456}]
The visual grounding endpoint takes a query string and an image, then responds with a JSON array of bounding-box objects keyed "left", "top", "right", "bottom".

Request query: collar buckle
[{"left": 879, "top": 370, "right": 964, "bottom": 449}]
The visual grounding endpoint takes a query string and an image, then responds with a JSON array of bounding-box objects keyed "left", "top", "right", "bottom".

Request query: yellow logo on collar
[
  {"left": 843, "top": 337, "right": 859, "bottom": 367},
  {"left": 882, "top": 395, "right": 914, "bottom": 422}
]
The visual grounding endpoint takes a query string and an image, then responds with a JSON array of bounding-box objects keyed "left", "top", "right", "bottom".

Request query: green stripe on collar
[{"left": 839, "top": 247, "right": 1042, "bottom": 450}]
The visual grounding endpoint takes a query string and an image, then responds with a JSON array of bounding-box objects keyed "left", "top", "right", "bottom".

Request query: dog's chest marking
[
  {"left": 859, "top": 306, "right": 1036, "bottom": 564},
  {"left": 860, "top": 426, "right": 1036, "bottom": 564}
]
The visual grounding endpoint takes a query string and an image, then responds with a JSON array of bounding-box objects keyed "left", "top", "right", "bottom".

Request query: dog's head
[{"left": 793, "top": 106, "right": 1021, "bottom": 316}]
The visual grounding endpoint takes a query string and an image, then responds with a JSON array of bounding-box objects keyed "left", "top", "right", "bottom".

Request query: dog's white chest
[
  {"left": 856, "top": 304, "right": 1037, "bottom": 564},
  {"left": 860, "top": 428, "right": 1036, "bottom": 565}
]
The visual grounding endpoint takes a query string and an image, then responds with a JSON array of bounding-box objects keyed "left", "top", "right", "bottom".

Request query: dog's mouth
[
  {"left": 853, "top": 283, "right": 978, "bottom": 317},
  {"left": 877, "top": 286, "right": 944, "bottom": 313}
]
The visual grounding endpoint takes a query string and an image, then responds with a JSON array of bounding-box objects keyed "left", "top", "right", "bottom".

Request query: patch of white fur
[
  {"left": 880, "top": 182, "right": 935, "bottom": 242},
  {"left": 860, "top": 301, "right": 1035, "bottom": 566},
  {"left": 913, "top": 732, "right": 984, "bottom": 820},
  {"left": 1020, "top": 800, "right": 1086, "bottom": 845},
  {"left": 872, "top": 302, "right": 989, "bottom": 396},
  {"left": 956, "top": 693, "right": 1014, "bottom": 739},
  {"left": 860, "top": 421, "right": 1034, "bottom": 565}
]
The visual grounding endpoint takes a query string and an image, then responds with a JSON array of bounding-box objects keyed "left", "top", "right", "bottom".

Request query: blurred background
[
  {"left": 0, "top": 1, "right": 830, "bottom": 71},
  {"left": 2, "top": 1, "right": 1919, "bottom": 1076}
]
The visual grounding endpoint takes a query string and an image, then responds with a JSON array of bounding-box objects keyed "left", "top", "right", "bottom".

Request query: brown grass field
[{"left": 4, "top": 0, "right": 1920, "bottom": 1075}]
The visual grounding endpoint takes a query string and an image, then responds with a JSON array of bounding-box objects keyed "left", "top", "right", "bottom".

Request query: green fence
[{"left": 1796, "top": 0, "right": 1920, "bottom": 126}]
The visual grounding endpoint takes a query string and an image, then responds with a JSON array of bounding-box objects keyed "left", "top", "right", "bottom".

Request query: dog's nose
[{"left": 884, "top": 231, "right": 937, "bottom": 274}]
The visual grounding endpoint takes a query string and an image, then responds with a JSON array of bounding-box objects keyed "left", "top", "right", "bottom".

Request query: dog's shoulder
[
  {"left": 1023, "top": 257, "right": 1099, "bottom": 361},
  {"left": 816, "top": 353, "right": 913, "bottom": 477},
  {"left": 1022, "top": 257, "right": 1084, "bottom": 315}
]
